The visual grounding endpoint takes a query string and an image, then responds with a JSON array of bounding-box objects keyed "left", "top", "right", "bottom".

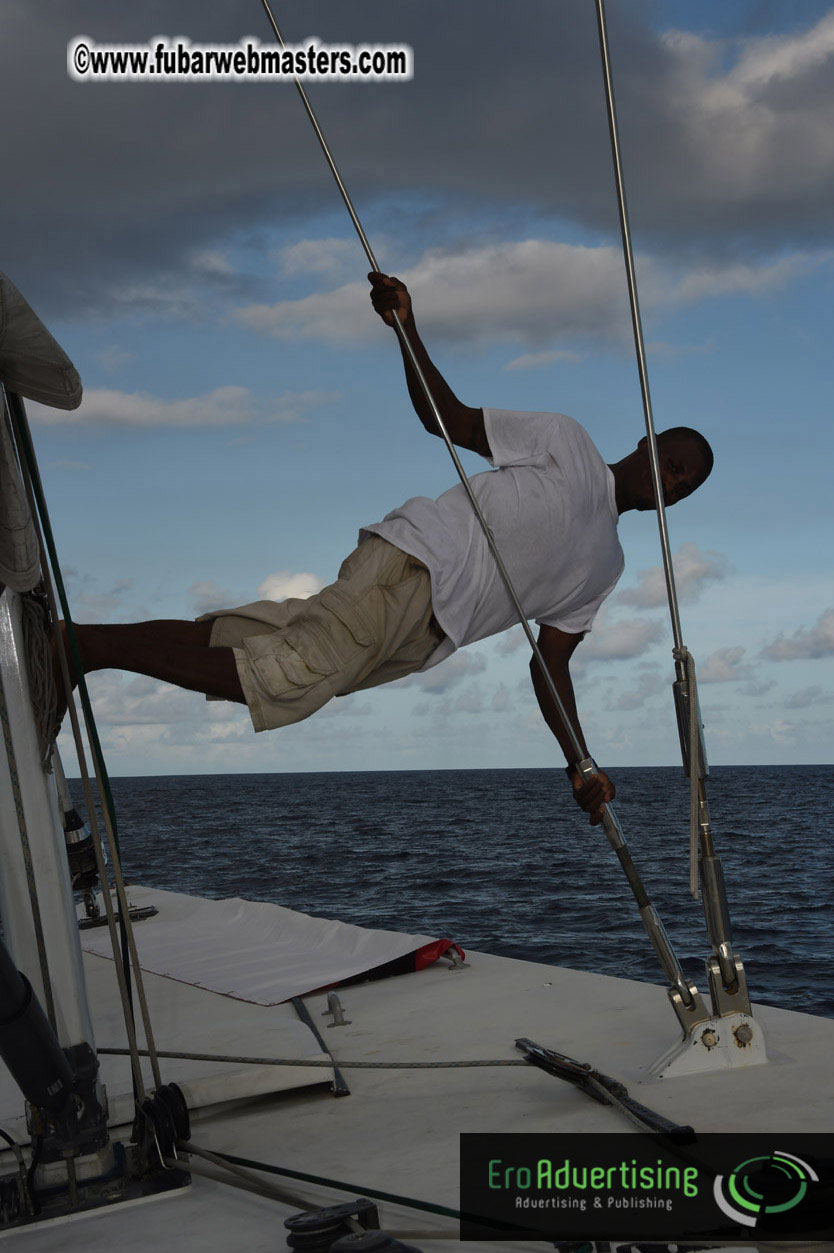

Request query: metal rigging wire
[
  {"left": 594, "top": 0, "right": 686, "bottom": 652},
  {"left": 593, "top": 0, "right": 745, "bottom": 1001}
]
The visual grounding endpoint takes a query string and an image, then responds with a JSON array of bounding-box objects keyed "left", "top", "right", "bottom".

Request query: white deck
[{"left": 1, "top": 886, "right": 832, "bottom": 1251}]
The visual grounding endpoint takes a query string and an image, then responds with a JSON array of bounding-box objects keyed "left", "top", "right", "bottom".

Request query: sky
[{"left": 3, "top": 0, "right": 833, "bottom": 776}]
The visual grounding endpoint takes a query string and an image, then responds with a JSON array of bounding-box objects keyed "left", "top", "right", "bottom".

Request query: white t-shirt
[{"left": 361, "top": 409, "right": 624, "bottom": 670}]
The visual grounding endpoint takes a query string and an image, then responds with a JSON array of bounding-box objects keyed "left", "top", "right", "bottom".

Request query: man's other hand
[
  {"left": 571, "top": 767, "right": 615, "bottom": 826},
  {"left": 369, "top": 272, "right": 412, "bottom": 327}
]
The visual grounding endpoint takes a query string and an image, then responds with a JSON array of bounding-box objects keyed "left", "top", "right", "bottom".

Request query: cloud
[
  {"left": 698, "top": 645, "right": 752, "bottom": 684},
  {"left": 761, "top": 607, "right": 834, "bottom": 660},
  {"left": 63, "top": 570, "right": 133, "bottom": 620},
  {"left": 494, "top": 626, "right": 527, "bottom": 656},
  {"left": 257, "top": 571, "right": 327, "bottom": 601},
  {"left": 453, "top": 686, "right": 485, "bottom": 714},
  {"left": 785, "top": 684, "right": 834, "bottom": 709},
  {"left": 84, "top": 672, "right": 200, "bottom": 726},
  {"left": 28, "top": 387, "right": 338, "bottom": 428},
  {"left": 396, "top": 650, "right": 487, "bottom": 694},
  {"left": 614, "top": 668, "right": 665, "bottom": 710},
  {"left": 745, "top": 717, "right": 796, "bottom": 745},
  {"left": 503, "top": 348, "right": 582, "bottom": 371},
  {"left": 235, "top": 239, "right": 822, "bottom": 350},
  {"left": 412, "top": 671, "right": 511, "bottom": 717},
  {"left": 491, "top": 683, "right": 511, "bottom": 712},
  {"left": 642, "top": 14, "right": 834, "bottom": 238},
  {"left": 7, "top": 2, "right": 834, "bottom": 327},
  {"left": 664, "top": 254, "right": 825, "bottom": 305},
  {"left": 316, "top": 697, "right": 374, "bottom": 719},
  {"left": 189, "top": 570, "right": 327, "bottom": 614},
  {"left": 95, "top": 346, "right": 134, "bottom": 374},
  {"left": 189, "top": 580, "right": 239, "bottom": 617},
  {"left": 617, "top": 543, "right": 730, "bottom": 609},
  {"left": 580, "top": 613, "right": 664, "bottom": 661},
  {"left": 190, "top": 249, "right": 234, "bottom": 278},
  {"left": 235, "top": 241, "right": 631, "bottom": 347},
  {"left": 737, "top": 678, "right": 775, "bottom": 699},
  {"left": 194, "top": 718, "right": 250, "bottom": 743},
  {"left": 730, "top": 12, "right": 834, "bottom": 90},
  {"left": 279, "top": 237, "right": 362, "bottom": 281},
  {"left": 48, "top": 460, "right": 93, "bottom": 472}
]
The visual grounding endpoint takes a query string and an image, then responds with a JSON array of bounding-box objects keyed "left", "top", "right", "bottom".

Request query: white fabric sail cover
[
  {"left": 0, "top": 272, "right": 82, "bottom": 410},
  {"left": 0, "top": 406, "right": 39, "bottom": 592},
  {"left": 81, "top": 886, "right": 444, "bottom": 1006},
  {"left": 0, "top": 271, "right": 83, "bottom": 590}
]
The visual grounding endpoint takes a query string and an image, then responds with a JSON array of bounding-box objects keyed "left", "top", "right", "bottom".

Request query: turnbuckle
[{"left": 575, "top": 758, "right": 710, "bottom": 1034}]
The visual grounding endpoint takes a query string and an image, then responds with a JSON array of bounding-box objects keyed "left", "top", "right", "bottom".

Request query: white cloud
[
  {"left": 660, "top": 14, "right": 834, "bottom": 207},
  {"left": 189, "top": 571, "right": 327, "bottom": 614},
  {"left": 279, "top": 237, "right": 362, "bottom": 281},
  {"left": 730, "top": 11, "right": 834, "bottom": 91},
  {"left": 761, "top": 607, "right": 834, "bottom": 660},
  {"left": 189, "top": 580, "right": 239, "bottom": 617},
  {"left": 190, "top": 249, "right": 234, "bottom": 278},
  {"left": 233, "top": 239, "right": 826, "bottom": 350},
  {"left": 195, "top": 718, "right": 249, "bottom": 743},
  {"left": 84, "top": 672, "right": 200, "bottom": 726},
  {"left": 257, "top": 571, "right": 326, "bottom": 602},
  {"left": 699, "top": 645, "right": 752, "bottom": 684},
  {"left": 503, "top": 348, "right": 581, "bottom": 372},
  {"left": 745, "top": 717, "right": 796, "bottom": 745},
  {"left": 580, "top": 613, "right": 664, "bottom": 661},
  {"left": 236, "top": 241, "right": 630, "bottom": 347},
  {"left": 664, "top": 254, "right": 824, "bottom": 306},
  {"left": 617, "top": 543, "right": 730, "bottom": 609},
  {"left": 95, "top": 346, "right": 133, "bottom": 374},
  {"left": 29, "top": 386, "right": 338, "bottom": 428}
]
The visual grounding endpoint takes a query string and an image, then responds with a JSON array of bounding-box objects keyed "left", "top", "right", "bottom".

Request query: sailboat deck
[{"left": 2, "top": 886, "right": 831, "bottom": 1251}]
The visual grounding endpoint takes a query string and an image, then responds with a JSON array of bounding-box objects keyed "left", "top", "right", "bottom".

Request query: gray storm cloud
[{"left": 4, "top": 1, "right": 834, "bottom": 319}]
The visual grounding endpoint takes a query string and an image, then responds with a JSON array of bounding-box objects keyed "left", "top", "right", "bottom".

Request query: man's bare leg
[{"left": 59, "top": 620, "right": 245, "bottom": 706}]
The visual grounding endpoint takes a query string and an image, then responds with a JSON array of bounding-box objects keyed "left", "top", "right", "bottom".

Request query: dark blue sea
[{"left": 71, "top": 766, "right": 834, "bottom": 1019}]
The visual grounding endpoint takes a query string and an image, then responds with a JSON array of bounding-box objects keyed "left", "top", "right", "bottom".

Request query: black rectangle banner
[{"left": 460, "top": 1132, "right": 834, "bottom": 1241}]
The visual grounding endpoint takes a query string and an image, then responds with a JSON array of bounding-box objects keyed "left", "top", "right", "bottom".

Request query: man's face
[{"left": 632, "top": 438, "right": 702, "bottom": 510}]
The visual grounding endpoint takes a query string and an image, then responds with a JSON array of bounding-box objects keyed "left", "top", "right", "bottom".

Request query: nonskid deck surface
[{"left": 1, "top": 886, "right": 831, "bottom": 1251}]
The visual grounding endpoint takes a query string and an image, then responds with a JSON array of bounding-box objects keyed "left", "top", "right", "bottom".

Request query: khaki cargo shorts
[{"left": 199, "top": 535, "right": 445, "bottom": 732}]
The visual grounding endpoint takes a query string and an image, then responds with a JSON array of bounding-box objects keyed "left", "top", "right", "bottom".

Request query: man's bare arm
[
  {"left": 368, "top": 272, "right": 490, "bottom": 457},
  {"left": 531, "top": 623, "right": 615, "bottom": 826}
]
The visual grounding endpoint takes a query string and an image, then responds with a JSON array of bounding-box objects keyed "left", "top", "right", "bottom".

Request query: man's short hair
[{"left": 659, "top": 426, "right": 714, "bottom": 482}]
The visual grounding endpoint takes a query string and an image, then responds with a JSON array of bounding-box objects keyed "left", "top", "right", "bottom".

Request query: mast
[{"left": 0, "top": 277, "right": 114, "bottom": 1204}]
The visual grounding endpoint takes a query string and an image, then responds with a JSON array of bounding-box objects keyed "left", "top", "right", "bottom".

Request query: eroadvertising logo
[
  {"left": 713, "top": 1150, "right": 819, "bottom": 1228},
  {"left": 459, "top": 1133, "right": 834, "bottom": 1242}
]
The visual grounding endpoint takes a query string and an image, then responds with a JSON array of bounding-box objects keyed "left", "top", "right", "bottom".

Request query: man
[{"left": 61, "top": 273, "right": 713, "bottom": 825}]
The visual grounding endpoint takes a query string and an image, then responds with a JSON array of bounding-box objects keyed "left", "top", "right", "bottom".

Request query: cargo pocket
[
  {"left": 318, "top": 586, "right": 376, "bottom": 648},
  {"left": 248, "top": 633, "right": 337, "bottom": 697}
]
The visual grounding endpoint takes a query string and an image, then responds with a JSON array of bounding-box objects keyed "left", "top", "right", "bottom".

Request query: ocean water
[{"left": 71, "top": 765, "right": 834, "bottom": 1018}]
